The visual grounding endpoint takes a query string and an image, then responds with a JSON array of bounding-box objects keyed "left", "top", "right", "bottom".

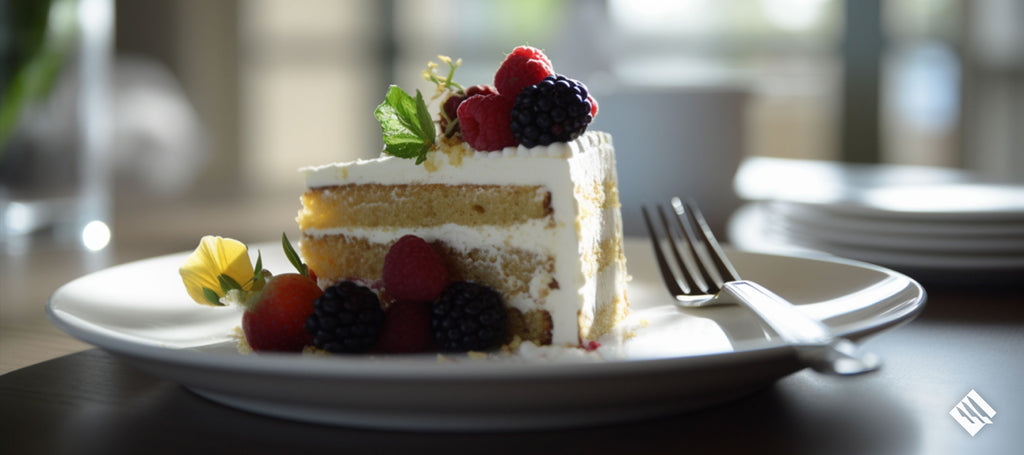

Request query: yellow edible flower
[{"left": 179, "top": 236, "right": 256, "bottom": 306}]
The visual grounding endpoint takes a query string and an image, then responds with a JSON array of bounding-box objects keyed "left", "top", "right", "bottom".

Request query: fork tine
[
  {"left": 658, "top": 204, "right": 709, "bottom": 294},
  {"left": 675, "top": 197, "right": 741, "bottom": 283},
  {"left": 641, "top": 206, "right": 688, "bottom": 297},
  {"left": 668, "top": 198, "right": 718, "bottom": 292}
]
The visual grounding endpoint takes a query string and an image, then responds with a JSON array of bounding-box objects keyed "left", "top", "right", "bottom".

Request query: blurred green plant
[{"left": 1, "top": 0, "right": 78, "bottom": 154}]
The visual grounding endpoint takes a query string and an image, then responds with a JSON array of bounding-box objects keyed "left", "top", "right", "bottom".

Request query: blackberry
[
  {"left": 431, "top": 282, "right": 507, "bottom": 352},
  {"left": 305, "top": 281, "right": 385, "bottom": 353},
  {"left": 509, "top": 74, "right": 593, "bottom": 147}
]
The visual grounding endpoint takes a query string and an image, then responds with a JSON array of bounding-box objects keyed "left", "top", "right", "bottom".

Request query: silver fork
[{"left": 642, "top": 197, "right": 881, "bottom": 375}]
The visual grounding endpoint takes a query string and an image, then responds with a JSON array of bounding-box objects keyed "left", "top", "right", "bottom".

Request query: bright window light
[{"left": 760, "top": 0, "right": 829, "bottom": 32}]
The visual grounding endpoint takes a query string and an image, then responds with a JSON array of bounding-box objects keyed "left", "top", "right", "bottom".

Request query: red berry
[
  {"left": 457, "top": 94, "right": 517, "bottom": 151},
  {"left": 373, "top": 301, "right": 434, "bottom": 353},
  {"left": 588, "top": 95, "right": 599, "bottom": 117},
  {"left": 440, "top": 85, "right": 500, "bottom": 138},
  {"left": 465, "top": 84, "right": 499, "bottom": 98},
  {"left": 383, "top": 235, "right": 449, "bottom": 304},
  {"left": 494, "top": 46, "right": 554, "bottom": 99},
  {"left": 509, "top": 46, "right": 553, "bottom": 67},
  {"left": 440, "top": 93, "right": 465, "bottom": 137},
  {"left": 242, "top": 273, "right": 322, "bottom": 352}
]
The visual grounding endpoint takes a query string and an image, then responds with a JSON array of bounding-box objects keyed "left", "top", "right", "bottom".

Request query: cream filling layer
[
  {"left": 302, "top": 204, "right": 623, "bottom": 346},
  {"left": 303, "top": 219, "right": 557, "bottom": 253}
]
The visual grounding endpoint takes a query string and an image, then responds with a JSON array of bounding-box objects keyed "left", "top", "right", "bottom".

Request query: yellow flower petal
[{"left": 179, "top": 236, "right": 254, "bottom": 305}]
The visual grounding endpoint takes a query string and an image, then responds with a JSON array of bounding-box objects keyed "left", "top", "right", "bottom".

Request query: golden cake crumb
[{"left": 230, "top": 327, "right": 252, "bottom": 354}]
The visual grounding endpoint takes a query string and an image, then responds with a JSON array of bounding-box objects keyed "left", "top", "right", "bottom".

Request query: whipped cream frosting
[{"left": 302, "top": 130, "right": 613, "bottom": 188}]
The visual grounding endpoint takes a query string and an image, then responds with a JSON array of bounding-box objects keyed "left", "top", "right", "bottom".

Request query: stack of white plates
[{"left": 729, "top": 159, "right": 1024, "bottom": 282}]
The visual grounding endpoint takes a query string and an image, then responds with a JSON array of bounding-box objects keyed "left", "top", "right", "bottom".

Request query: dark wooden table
[{"left": 2, "top": 283, "right": 1021, "bottom": 455}]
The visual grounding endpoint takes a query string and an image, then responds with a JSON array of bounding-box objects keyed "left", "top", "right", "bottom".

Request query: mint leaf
[
  {"left": 217, "top": 273, "right": 243, "bottom": 293},
  {"left": 281, "top": 232, "right": 308, "bottom": 277},
  {"left": 253, "top": 250, "right": 263, "bottom": 278},
  {"left": 202, "top": 287, "right": 223, "bottom": 306},
  {"left": 251, "top": 250, "right": 267, "bottom": 289},
  {"left": 374, "top": 85, "right": 436, "bottom": 164}
]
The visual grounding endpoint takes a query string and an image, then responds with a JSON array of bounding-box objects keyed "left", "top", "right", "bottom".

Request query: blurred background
[
  {"left": 1, "top": 0, "right": 1022, "bottom": 371},
  {"left": 4, "top": 0, "right": 1023, "bottom": 249}
]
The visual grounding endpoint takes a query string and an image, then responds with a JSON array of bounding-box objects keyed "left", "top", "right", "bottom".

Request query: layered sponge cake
[{"left": 297, "top": 131, "right": 628, "bottom": 346}]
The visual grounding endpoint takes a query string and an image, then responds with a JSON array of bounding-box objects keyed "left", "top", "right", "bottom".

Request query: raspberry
[
  {"left": 510, "top": 74, "right": 593, "bottom": 147},
  {"left": 305, "top": 281, "right": 385, "bottom": 353},
  {"left": 431, "top": 281, "right": 507, "bottom": 352},
  {"left": 494, "top": 46, "right": 554, "bottom": 99},
  {"left": 439, "top": 85, "right": 499, "bottom": 138},
  {"left": 439, "top": 94, "right": 464, "bottom": 137},
  {"left": 383, "top": 235, "right": 449, "bottom": 304},
  {"left": 373, "top": 301, "right": 434, "bottom": 353},
  {"left": 466, "top": 84, "right": 500, "bottom": 98},
  {"left": 456, "top": 94, "right": 517, "bottom": 151},
  {"left": 508, "top": 46, "right": 553, "bottom": 67}
]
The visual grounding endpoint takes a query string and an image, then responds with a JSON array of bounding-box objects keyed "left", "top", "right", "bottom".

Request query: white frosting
[
  {"left": 302, "top": 131, "right": 613, "bottom": 188},
  {"left": 301, "top": 131, "right": 625, "bottom": 346}
]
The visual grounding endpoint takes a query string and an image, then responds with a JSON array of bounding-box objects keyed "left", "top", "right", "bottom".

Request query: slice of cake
[
  {"left": 297, "top": 47, "right": 629, "bottom": 349},
  {"left": 297, "top": 130, "right": 628, "bottom": 346}
]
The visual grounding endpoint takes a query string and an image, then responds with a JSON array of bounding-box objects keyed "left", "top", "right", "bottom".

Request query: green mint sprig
[
  {"left": 281, "top": 232, "right": 309, "bottom": 277},
  {"left": 373, "top": 55, "right": 466, "bottom": 165},
  {"left": 374, "top": 85, "right": 436, "bottom": 165}
]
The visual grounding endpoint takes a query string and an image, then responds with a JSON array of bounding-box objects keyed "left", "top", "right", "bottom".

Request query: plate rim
[
  {"left": 783, "top": 183, "right": 1024, "bottom": 222},
  {"left": 732, "top": 203, "right": 1024, "bottom": 271},
  {"left": 44, "top": 239, "right": 926, "bottom": 429}
]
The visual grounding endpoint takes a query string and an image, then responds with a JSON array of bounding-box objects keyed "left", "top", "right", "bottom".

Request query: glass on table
[{"left": 1, "top": 0, "right": 114, "bottom": 254}]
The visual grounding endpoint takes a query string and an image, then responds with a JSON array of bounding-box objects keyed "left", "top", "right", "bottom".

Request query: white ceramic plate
[
  {"left": 47, "top": 239, "right": 924, "bottom": 431},
  {"left": 732, "top": 203, "right": 1024, "bottom": 271},
  {"left": 768, "top": 205, "right": 1024, "bottom": 255},
  {"left": 772, "top": 201, "right": 1024, "bottom": 240},
  {"left": 770, "top": 183, "right": 1024, "bottom": 222}
]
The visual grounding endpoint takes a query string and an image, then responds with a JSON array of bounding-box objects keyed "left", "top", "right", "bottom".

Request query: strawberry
[
  {"left": 373, "top": 301, "right": 434, "bottom": 353},
  {"left": 383, "top": 235, "right": 450, "bottom": 304},
  {"left": 494, "top": 46, "right": 554, "bottom": 99},
  {"left": 457, "top": 94, "right": 517, "bottom": 151},
  {"left": 241, "top": 273, "right": 322, "bottom": 352}
]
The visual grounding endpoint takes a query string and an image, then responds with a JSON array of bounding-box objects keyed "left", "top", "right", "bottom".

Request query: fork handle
[
  {"left": 720, "top": 281, "right": 832, "bottom": 345},
  {"left": 720, "top": 280, "right": 880, "bottom": 375}
]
